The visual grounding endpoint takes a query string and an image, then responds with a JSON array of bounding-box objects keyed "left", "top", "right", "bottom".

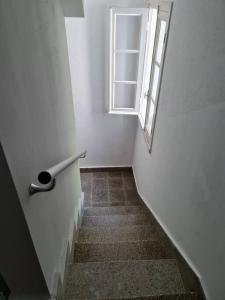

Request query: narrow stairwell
[{"left": 64, "top": 169, "right": 200, "bottom": 300}]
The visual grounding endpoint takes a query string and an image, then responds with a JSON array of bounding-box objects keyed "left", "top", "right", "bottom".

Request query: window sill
[{"left": 108, "top": 110, "right": 138, "bottom": 116}]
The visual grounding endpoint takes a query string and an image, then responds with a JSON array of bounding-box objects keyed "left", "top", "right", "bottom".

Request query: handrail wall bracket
[
  {"left": 29, "top": 150, "right": 87, "bottom": 196},
  {"left": 29, "top": 178, "right": 56, "bottom": 196}
]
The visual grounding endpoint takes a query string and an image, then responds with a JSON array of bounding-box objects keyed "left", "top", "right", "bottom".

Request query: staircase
[{"left": 64, "top": 169, "right": 200, "bottom": 299}]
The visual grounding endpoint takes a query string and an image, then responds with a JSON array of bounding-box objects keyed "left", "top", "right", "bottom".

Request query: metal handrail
[{"left": 29, "top": 150, "right": 87, "bottom": 195}]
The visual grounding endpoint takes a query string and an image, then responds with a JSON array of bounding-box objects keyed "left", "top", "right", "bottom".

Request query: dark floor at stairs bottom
[{"left": 64, "top": 168, "right": 202, "bottom": 300}]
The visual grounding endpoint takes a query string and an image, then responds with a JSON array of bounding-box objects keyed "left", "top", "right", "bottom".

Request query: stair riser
[
  {"left": 66, "top": 295, "right": 198, "bottom": 300},
  {"left": 97, "top": 295, "right": 198, "bottom": 300},
  {"left": 82, "top": 214, "right": 154, "bottom": 227},
  {"left": 84, "top": 206, "right": 147, "bottom": 216},
  {"left": 74, "top": 241, "right": 175, "bottom": 263},
  {"left": 95, "top": 295, "right": 198, "bottom": 300},
  {"left": 84, "top": 201, "right": 143, "bottom": 207},
  {"left": 78, "top": 226, "right": 165, "bottom": 244}
]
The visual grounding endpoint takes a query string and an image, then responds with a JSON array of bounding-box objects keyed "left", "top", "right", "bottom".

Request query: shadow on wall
[
  {"left": 0, "top": 273, "right": 10, "bottom": 300},
  {"left": 0, "top": 142, "right": 49, "bottom": 298}
]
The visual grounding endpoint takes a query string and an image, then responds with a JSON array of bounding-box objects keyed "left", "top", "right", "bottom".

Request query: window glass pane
[
  {"left": 139, "top": 8, "right": 157, "bottom": 124},
  {"left": 115, "top": 53, "right": 139, "bottom": 81},
  {"left": 156, "top": 20, "right": 166, "bottom": 64},
  {"left": 143, "top": 9, "right": 158, "bottom": 93},
  {"left": 146, "top": 100, "right": 155, "bottom": 133},
  {"left": 116, "top": 15, "right": 141, "bottom": 50},
  {"left": 114, "top": 83, "right": 136, "bottom": 108},
  {"left": 151, "top": 64, "right": 160, "bottom": 100}
]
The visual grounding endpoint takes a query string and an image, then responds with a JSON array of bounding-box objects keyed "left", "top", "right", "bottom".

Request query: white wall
[
  {"left": 0, "top": 0, "right": 81, "bottom": 295},
  {"left": 65, "top": 0, "right": 147, "bottom": 167},
  {"left": 61, "top": 0, "right": 84, "bottom": 17},
  {"left": 133, "top": 1, "right": 225, "bottom": 299}
]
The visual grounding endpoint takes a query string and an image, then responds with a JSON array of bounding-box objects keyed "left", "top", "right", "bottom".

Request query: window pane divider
[
  {"left": 113, "top": 80, "right": 137, "bottom": 84},
  {"left": 115, "top": 49, "right": 140, "bottom": 53}
]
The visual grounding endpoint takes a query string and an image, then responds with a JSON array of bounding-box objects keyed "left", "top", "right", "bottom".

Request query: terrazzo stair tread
[
  {"left": 85, "top": 200, "right": 143, "bottom": 207},
  {"left": 84, "top": 205, "right": 148, "bottom": 216},
  {"left": 78, "top": 225, "right": 165, "bottom": 243},
  {"left": 100, "top": 292, "right": 199, "bottom": 299},
  {"left": 74, "top": 240, "right": 175, "bottom": 262},
  {"left": 99, "top": 293, "right": 199, "bottom": 300},
  {"left": 92, "top": 197, "right": 141, "bottom": 205},
  {"left": 65, "top": 259, "right": 185, "bottom": 299},
  {"left": 66, "top": 293, "right": 199, "bottom": 300},
  {"left": 82, "top": 214, "right": 154, "bottom": 227}
]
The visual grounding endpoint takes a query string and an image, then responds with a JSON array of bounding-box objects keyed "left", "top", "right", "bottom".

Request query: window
[
  {"left": 109, "top": 8, "right": 149, "bottom": 114},
  {"left": 108, "top": 2, "right": 172, "bottom": 151},
  {"left": 142, "top": 3, "right": 172, "bottom": 152}
]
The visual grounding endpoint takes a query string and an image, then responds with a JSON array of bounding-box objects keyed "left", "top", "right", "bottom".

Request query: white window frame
[
  {"left": 139, "top": 5, "right": 158, "bottom": 127},
  {"left": 141, "top": 1, "right": 173, "bottom": 152},
  {"left": 108, "top": 7, "right": 149, "bottom": 115}
]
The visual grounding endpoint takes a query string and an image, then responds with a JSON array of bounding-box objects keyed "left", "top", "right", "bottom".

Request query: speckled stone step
[
  {"left": 78, "top": 225, "right": 163, "bottom": 243},
  {"left": 84, "top": 205, "right": 148, "bottom": 216},
  {"left": 82, "top": 214, "right": 153, "bottom": 227},
  {"left": 65, "top": 260, "right": 185, "bottom": 299},
  {"left": 90, "top": 293, "right": 199, "bottom": 299},
  {"left": 65, "top": 293, "right": 199, "bottom": 300},
  {"left": 85, "top": 200, "right": 143, "bottom": 207},
  {"left": 74, "top": 240, "right": 175, "bottom": 262},
  {"left": 100, "top": 292, "right": 200, "bottom": 300}
]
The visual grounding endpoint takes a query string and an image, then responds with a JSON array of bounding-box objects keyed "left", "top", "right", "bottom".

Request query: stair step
[
  {"left": 66, "top": 294, "right": 198, "bottom": 300},
  {"left": 65, "top": 260, "right": 185, "bottom": 299},
  {"left": 82, "top": 214, "right": 153, "bottom": 227},
  {"left": 88, "top": 293, "right": 199, "bottom": 300},
  {"left": 74, "top": 240, "right": 175, "bottom": 262},
  {"left": 85, "top": 200, "right": 143, "bottom": 207},
  {"left": 103, "top": 294, "right": 198, "bottom": 300},
  {"left": 78, "top": 225, "right": 164, "bottom": 243},
  {"left": 84, "top": 205, "right": 148, "bottom": 216}
]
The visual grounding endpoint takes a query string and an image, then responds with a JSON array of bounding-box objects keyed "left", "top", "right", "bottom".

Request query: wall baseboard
[
  {"left": 80, "top": 165, "right": 132, "bottom": 169},
  {"left": 132, "top": 167, "right": 210, "bottom": 300}
]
